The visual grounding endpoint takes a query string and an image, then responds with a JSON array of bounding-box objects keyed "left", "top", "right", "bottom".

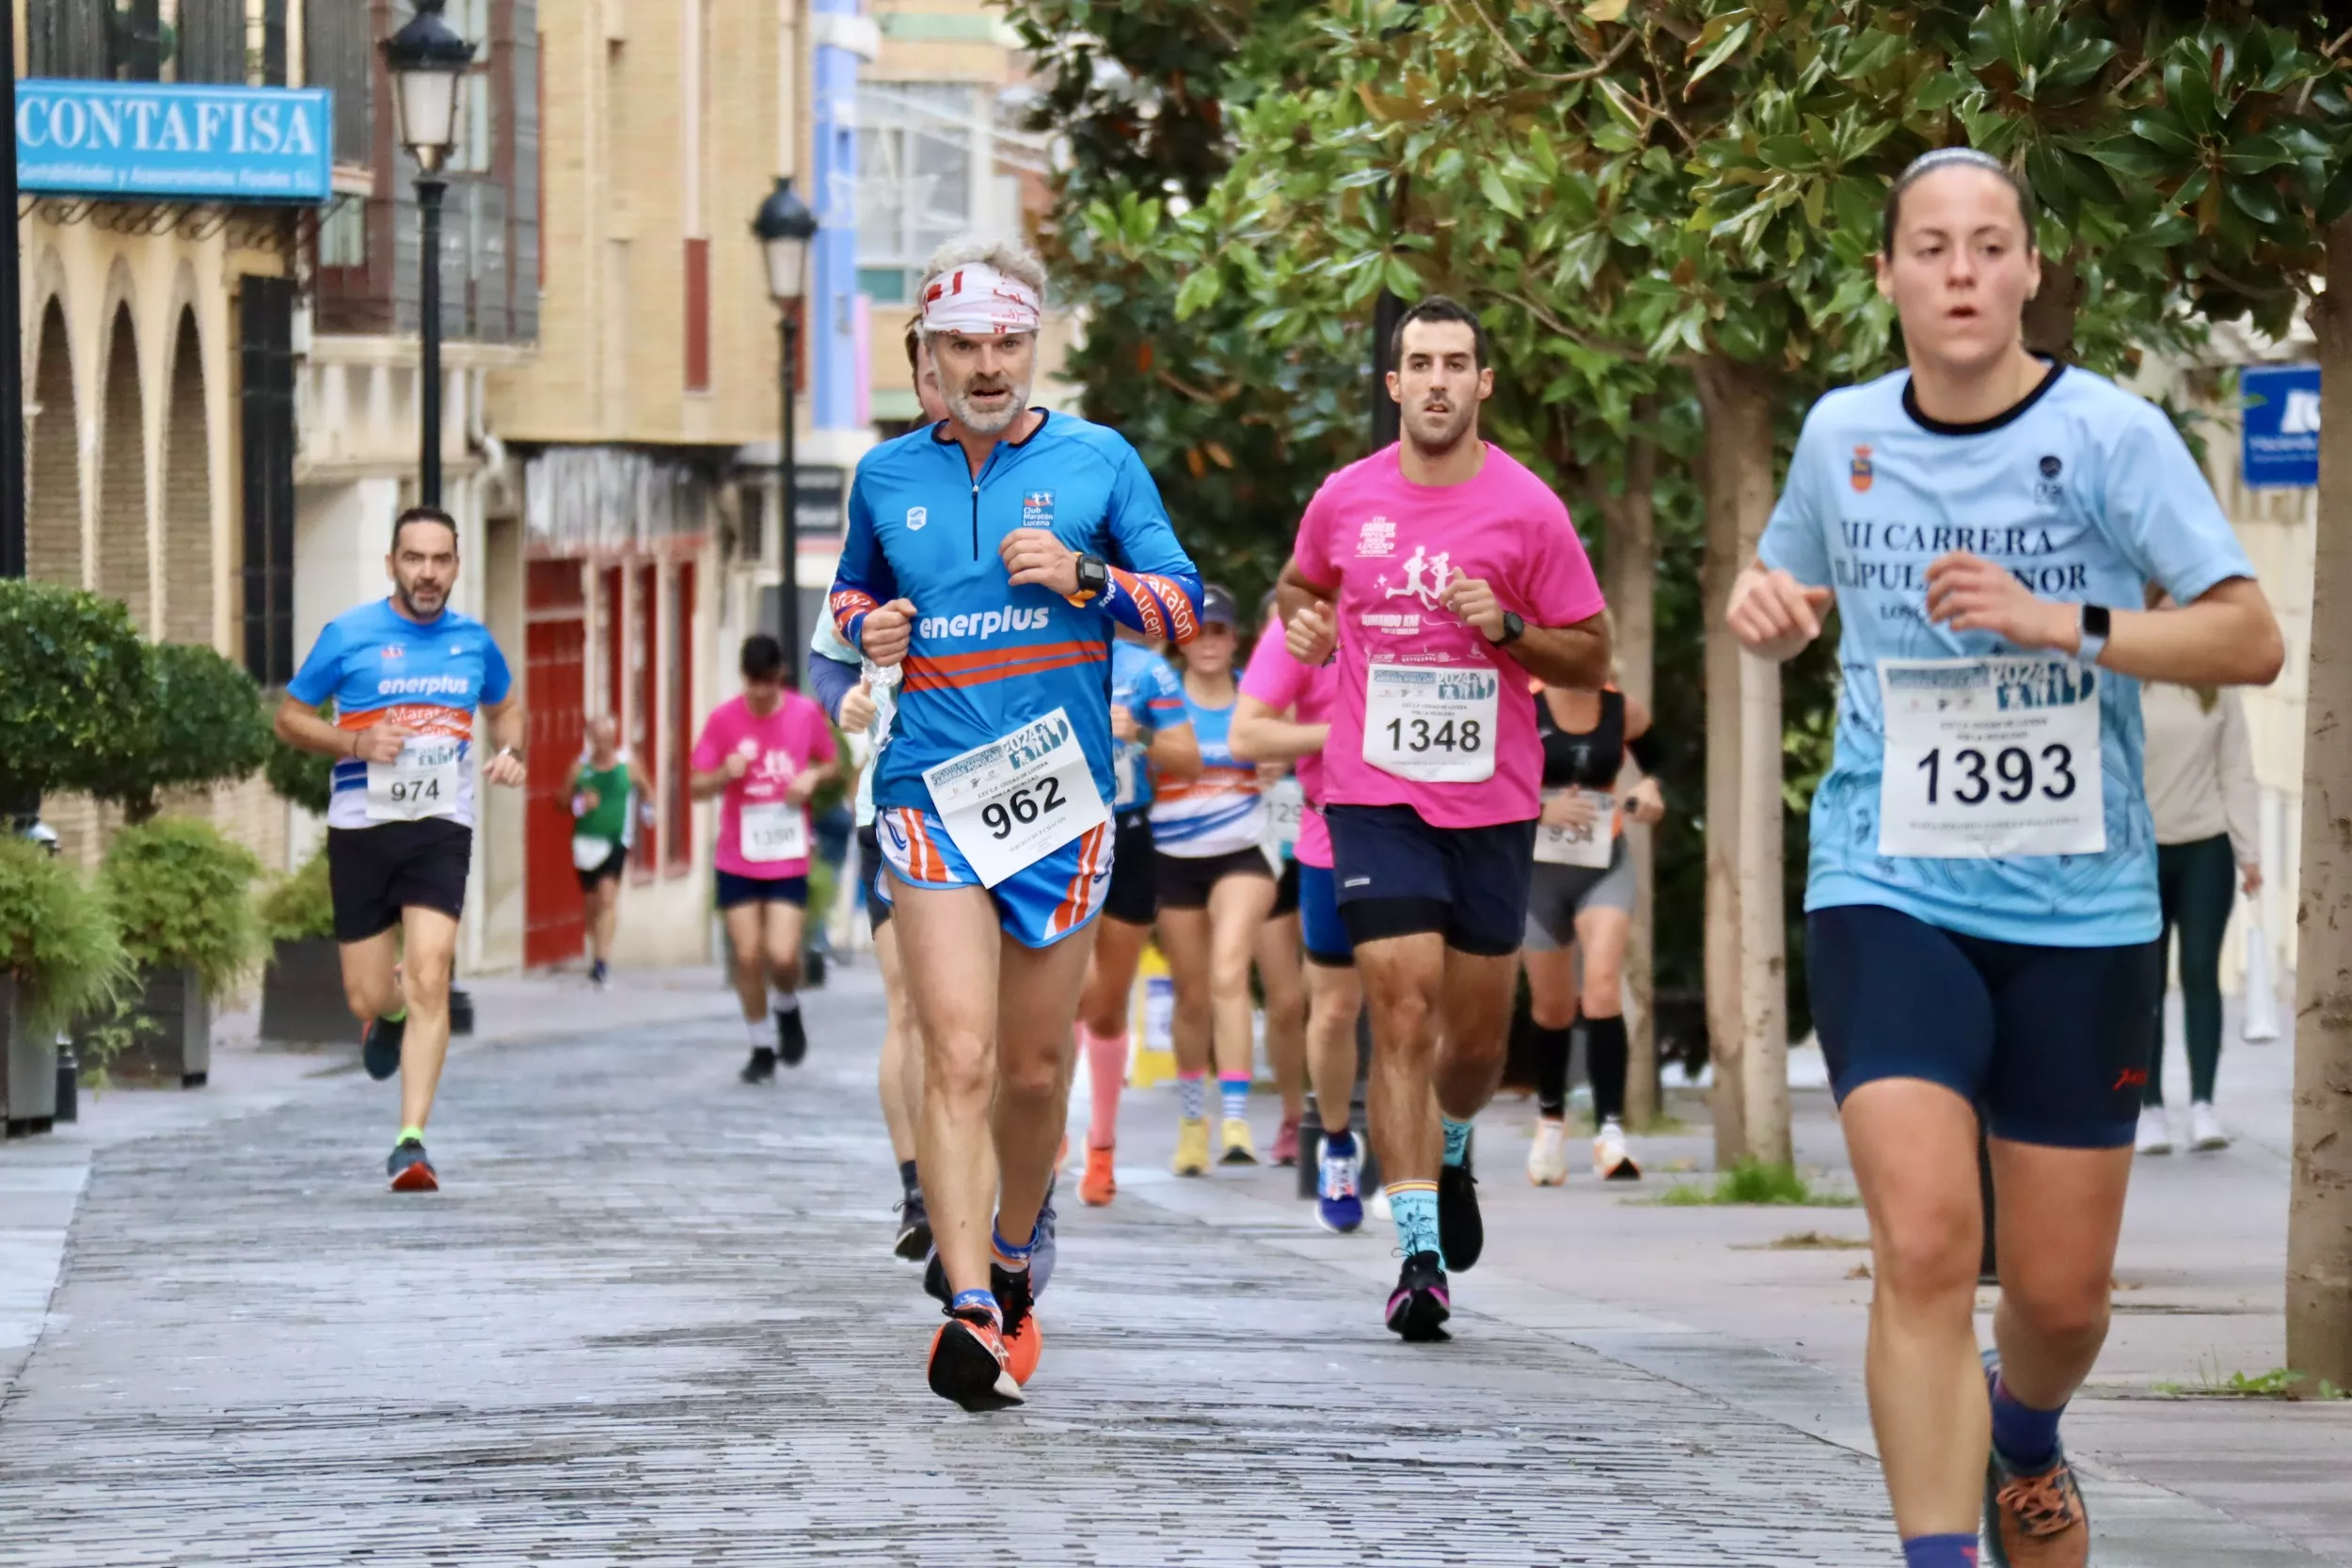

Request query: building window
[
  {"left": 306, "top": 0, "right": 373, "bottom": 163},
  {"left": 684, "top": 238, "right": 711, "bottom": 392},
  {"left": 667, "top": 562, "right": 695, "bottom": 873},
  {"left": 239, "top": 278, "right": 296, "bottom": 684},
  {"left": 444, "top": 0, "right": 497, "bottom": 176},
  {"left": 856, "top": 82, "right": 979, "bottom": 305},
  {"left": 318, "top": 199, "right": 367, "bottom": 270}
]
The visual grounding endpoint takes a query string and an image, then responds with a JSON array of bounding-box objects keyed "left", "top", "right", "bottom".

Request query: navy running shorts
[
  {"left": 715, "top": 869, "right": 809, "bottom": 911},
  {"left": 1806, "top": 902, "right": 2163, "bottom": 1149},
  {"left": 1327, "top": 803, "right": 1535, "bottom": 959},
  {"left": 1102, "top": 814, "right": 1159, "bottom": 927}
]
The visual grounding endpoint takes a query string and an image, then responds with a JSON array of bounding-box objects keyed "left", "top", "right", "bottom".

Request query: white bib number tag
[
  {"left": 923, "top": 706, "right": 1109, "bottom": 888},
  {"left": 1361, "top": 663, "right": 1499, "bottom": 784},
  {"left": 1876, "top": 657, "right": 2104, "bottom": 859},
  {"left": 572, "top": 833, "right": 615, "bottom": 871},
  {"left": 1261, "top": 776, "right": 1305, "bottom": 872},
  {"left": 739, "top": 800, "right": 810, "bottom": 864},
  {"left": 1533, "top": 790, "right": 1614, "bottom": 868},
  {"left": 366, "top": 736, "right": 462, "bottom": 822}
]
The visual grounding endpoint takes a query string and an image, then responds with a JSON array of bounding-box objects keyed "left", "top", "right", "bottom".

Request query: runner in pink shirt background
[
  {"left": 689, "top": 634, "right": 843, "bottom": 1083},
  {"left": 1276, "top": 295, "right": 1611, "bottom": 1342},
  {"left": 1232, "top": 611, "right": 1364, "bottom": 1234}
]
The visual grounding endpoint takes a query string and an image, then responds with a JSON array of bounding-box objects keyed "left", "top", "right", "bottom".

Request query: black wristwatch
[
  {"left": 1494, "top": 610, "right": 1526, "bottom": 646},
  {"left": 1071, "top": 553, "right": 1110, "bottom": 605}
]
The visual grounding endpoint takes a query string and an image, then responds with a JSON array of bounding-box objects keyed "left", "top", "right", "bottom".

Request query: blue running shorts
[
  {"left": 874, "top": 805, "right": 1113, "bottom": 949},
  {"left": 1298, "top": 862, "right": 1353, "bottom": 968},
  {"left": 1806, "top": 902, "right": 2163, "bottom": 1149}
]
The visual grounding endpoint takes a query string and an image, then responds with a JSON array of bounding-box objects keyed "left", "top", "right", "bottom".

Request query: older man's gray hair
[{"left": 917, "top": 239, "right": 1049, "bottom": 337}]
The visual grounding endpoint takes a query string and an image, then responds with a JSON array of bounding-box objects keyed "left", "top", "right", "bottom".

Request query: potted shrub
[
  {"left": 256, "top": 850, "right": 352, "bottom": 1045},
  {"left": 0, "top": 581, "right": 151, "bottom": 828},
  {"left": 98, "top": 819, "right": 263, "bottom": 1086},
  {"left": 94, "top": 641, "right": 275, "bottom": 823},
  {"left": 0, "top": 837, "right": 132, "bottom": 1133}
]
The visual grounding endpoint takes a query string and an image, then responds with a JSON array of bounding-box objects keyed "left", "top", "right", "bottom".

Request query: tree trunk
[
  {"left": 2286, "top": 217, "right": 2352, "bottom": 1393},
  {"left": 1695, "top": 356, "right": 1788, "bottom": 1167},
  {"left": 2021, "top": 251, "right": 2083, "bottom": 362},
  {"left": 1594, "top": 409, "right": 1660, "bottom": 1127}
]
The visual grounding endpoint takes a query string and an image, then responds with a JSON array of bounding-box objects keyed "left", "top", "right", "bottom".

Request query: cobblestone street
[{"left": 0, "top": 970, "right": 2336, "bottom": 1566}]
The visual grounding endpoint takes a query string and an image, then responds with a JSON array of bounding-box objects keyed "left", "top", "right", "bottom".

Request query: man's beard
[
  {"left": 946, "top": 376, "right": 1032, "bottom": 436},
  {"left": 1403, "top": 401, "right": 1477, "bottom": 458},
  {"left": 396, "top": 579, "right": 446, "bottom": 618}
]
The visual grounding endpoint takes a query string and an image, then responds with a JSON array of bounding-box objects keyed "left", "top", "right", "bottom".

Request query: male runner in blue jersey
[
  {"left": 830, "top": 240, "right": 1202, "bottom": 1411},
  {"left": 273, "top": 506, "right": 528, "bottom": 1193}
]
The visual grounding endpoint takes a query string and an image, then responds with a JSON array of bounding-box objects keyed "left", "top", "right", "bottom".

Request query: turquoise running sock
[
  {"left": 1218, "top": 1073, "right": 1251, "bottom": 1123},
  {"left": 1441, "top": 1117, "right": 1474, "bottom": 1167},
  {"left": 1387, "top": 1180, "right": 1441, "bottom": 1259}
]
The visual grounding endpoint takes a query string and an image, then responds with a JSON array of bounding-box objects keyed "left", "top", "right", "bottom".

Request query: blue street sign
[
  {"left": 16, "top": 80, "right": 333, "bottom": 205},
  {"left": 2242, "top": 363, "right": 2320, "bottom": 489}
]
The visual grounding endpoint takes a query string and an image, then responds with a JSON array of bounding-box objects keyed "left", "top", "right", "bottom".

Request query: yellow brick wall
[{"left": 487, "top": 0, "right": 804, "bottom": 447}]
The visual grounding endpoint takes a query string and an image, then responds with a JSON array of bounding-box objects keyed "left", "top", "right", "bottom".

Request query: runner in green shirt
[{"left": 567, "top": 716, "right": 649, "bottom": 986}]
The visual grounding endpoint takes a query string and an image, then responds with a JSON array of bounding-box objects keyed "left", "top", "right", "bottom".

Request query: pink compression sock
[{"left": 1083, "top": 1024, "right": 1128, "bottom": 1149}]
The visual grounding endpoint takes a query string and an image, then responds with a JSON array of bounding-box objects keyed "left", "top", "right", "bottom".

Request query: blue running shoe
[
  {"left": 1030, "top": 1175, "right": 1059, "bottom": 1293},
  {"left": 1317, "top": 1131, "right": 1364, "bottom": 1233},
  {"left": 386, "top": 1137, "right": 437, "bottom": 1193},
  {"left": 362, "top": 1012, "right": 406, "bottom": 1083}
]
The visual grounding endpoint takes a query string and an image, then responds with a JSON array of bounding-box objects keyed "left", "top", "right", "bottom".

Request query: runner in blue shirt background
[{"left": 1729, "top": 149, "right": 2283, "bottom": 1568}]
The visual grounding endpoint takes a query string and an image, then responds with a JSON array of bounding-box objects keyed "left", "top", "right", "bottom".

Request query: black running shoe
[
  {"left": 895, "top": 1191, "right": 932, "bottom": 1261},
  {"left": 927, "top": 1306, "right": 1023, "bottom": 1412},
  {"left": 362, "top": 1012, "right": 406, "bottom": 1082},
  {"left": 1385, "top": 1250, "right": 1452, "bottom": 1342},
  {"left": 992, "top": 1261, "right": 1036, "bottom": 1338},
  {"left": 740, "top": 1045, "right": 778, "bottom": 1085},
  {"left": 1438, "top": 1153, "right": 1484, "bottom": 1273},
  {"left": 775, "top": 1006, "right": 807, "bottom": 1066},
  {"left": 923, "top": 1247, "right": 950, "bottom": 1306},
  {"left": 386, "top": 1137, "right": 438, "bottom": 1193}
]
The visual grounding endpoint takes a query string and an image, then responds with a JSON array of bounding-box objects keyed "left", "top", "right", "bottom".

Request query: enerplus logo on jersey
[{"left": 917, "top": 605, "right": 1052, "bottom": 641}]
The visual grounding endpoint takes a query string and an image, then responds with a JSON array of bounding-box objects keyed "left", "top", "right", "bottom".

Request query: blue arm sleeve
[
  {"left": 1101, "top": 443, "right": 1204, "bottom": 642},
  {"left": 829, "top": 472, "right": 900, "bottom": 653},
  {"left": 807, "top": 653, "right": 861, "bottom": 724}
]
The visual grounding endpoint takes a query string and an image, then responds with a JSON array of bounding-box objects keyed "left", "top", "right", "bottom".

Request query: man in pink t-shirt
[
  {"left": 1232, "top": 616, "right": 1366, "bottom": 1235},
  {"left": 1276, "top": 296, "right": 1610, "bottom": 1342},
  {"left": 689, "top": 634, "right": 842, "bottom": 1083}
]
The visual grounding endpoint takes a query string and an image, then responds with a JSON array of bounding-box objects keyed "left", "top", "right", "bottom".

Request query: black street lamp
[
  {"left": 1, "top": 13, "right": 24, "bottom": 580},
  {"left": 383, "top": 0, "right": 474, "bottom": 510},
  {"left": 752, "top": 177, "right": 818, "bottom": 680}
]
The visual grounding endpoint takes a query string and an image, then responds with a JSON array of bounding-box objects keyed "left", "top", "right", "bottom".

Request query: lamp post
[
  {"left": 383, "top": 0, "right": 473, "bottom": 509},
  {"left": 753, "top": 177, "right": 818, "bottom": 681},
  {"left": 1, "top": 10, "right": 24, "bottom": 579}
]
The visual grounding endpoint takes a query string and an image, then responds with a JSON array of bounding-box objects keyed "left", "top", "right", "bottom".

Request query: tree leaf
[
  {"left": 1582, "top": 0, "right": 1629, "bottom": 21},
  {"left": 1688, "top": 20, "right": 1755, "bottom": 95}
]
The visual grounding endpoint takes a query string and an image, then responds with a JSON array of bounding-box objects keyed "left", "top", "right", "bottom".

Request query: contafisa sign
[{"left": 16, "top": 80, "right": 333, "bottom": 204}]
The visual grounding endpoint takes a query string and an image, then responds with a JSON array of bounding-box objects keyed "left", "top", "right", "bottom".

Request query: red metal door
[{"left": 524, "top": 561, "right": 588, "bottom": 968}]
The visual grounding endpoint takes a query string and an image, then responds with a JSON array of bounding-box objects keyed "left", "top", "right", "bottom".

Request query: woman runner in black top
[{"left": 1520, "top": 670, "right": 1664, "bottom": 1186}]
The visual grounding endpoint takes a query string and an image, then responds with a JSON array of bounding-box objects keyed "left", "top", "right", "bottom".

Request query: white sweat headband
[{"left": 919, "top": 262, "right": 1042, "bottom": 337}]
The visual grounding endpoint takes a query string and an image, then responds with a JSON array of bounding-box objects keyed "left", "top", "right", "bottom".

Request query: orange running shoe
[
  {"left": 927, "top": 1307, "right": 1023, "bottom": 1412},
  {"left": 1079, "top": 1144, "right": 1117, "bottom": 1207},
  {"left": 996, "top": 1265, "right": 1044, "bottom": 1387}
]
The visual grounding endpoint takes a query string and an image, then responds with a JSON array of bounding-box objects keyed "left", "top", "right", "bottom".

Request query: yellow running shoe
[
  {"left": 1219, "top": 1116, "right": 1259, "bottom": 1166},
  {"left": 1172, "top": 1117, "right": 1211, "bottom": 1177}
]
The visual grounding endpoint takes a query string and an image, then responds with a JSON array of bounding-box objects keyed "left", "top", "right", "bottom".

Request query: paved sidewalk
[
  {"left": 5, "top": 966, "right": 1891, "bottom": 1567},
  {"left": 1, "top": 961, "right": 2341, "bottom": 1564}
]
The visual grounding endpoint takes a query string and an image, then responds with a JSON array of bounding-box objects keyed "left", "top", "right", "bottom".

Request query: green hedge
[
  {"left": 100, "top": 819, "right": 265, "bottom": 994},
  {"left": 258, "top": 849, "right": 336, "bottom": 943},
  {"left": 0, "top": 837, "right": 132, "bottom": 1036}
]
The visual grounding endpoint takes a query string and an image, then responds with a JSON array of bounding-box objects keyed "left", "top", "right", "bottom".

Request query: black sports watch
[
  {"left": 1494, "top": 610, "right": 1526, "bottom": 646},
  {"left": 2077, "top": 604, "right": 2111, "bottom": 665},
  {"left": 1071, "top": 553, "right": 1110, "bottom": 605}
]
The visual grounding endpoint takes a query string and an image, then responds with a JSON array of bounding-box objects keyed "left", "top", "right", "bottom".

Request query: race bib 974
[
  {"left": 366, "top": 736, "right": 462, "bottom": 822},
  {"left": 1876, "top": 657, "right": 2105, "bottom": 859}
]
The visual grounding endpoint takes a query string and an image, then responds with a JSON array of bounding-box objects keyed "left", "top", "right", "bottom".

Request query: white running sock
[
  {"left": 746, "top": 1016, "right": 771, "bottom": 1051},
  {"left": 770, "top": 988, "right": 800, "bottom": 1014}
]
